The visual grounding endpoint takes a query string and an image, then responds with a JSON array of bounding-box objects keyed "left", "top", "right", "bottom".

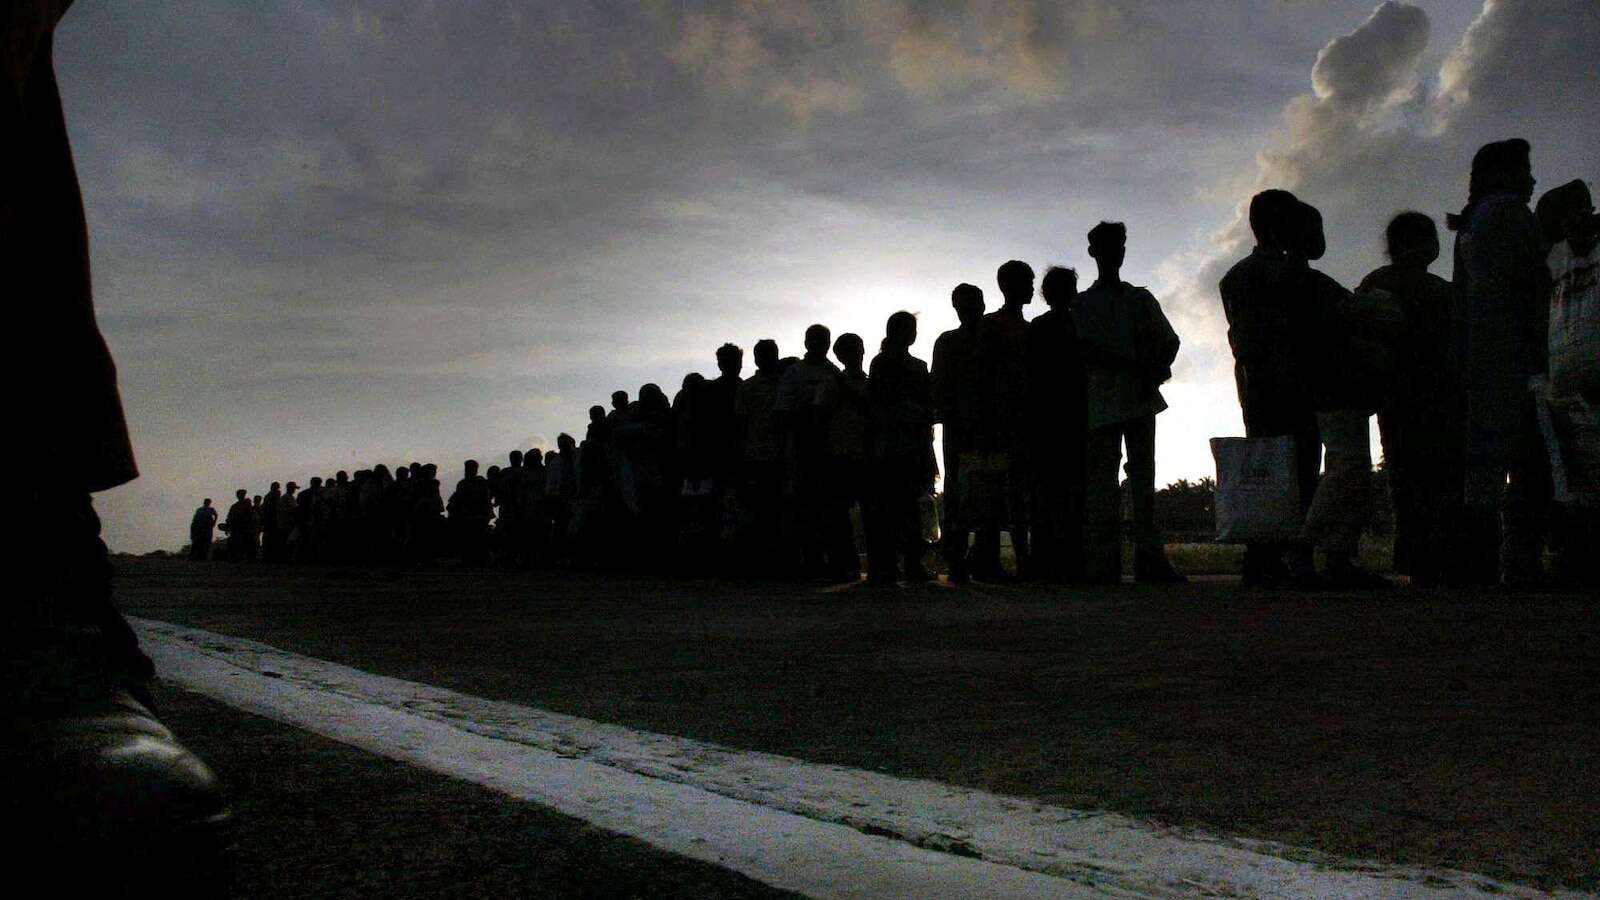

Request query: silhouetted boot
[
  {"left": 4, "top": 687, "right": 231, "bottom": 897},
  {"left": 4, "top": 491, "right": 230, "bottom": 896}
]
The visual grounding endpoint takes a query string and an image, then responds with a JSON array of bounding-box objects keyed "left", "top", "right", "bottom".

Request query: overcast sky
[{"left": 54, "top": 1, "right": 1597, "bottom": 552}]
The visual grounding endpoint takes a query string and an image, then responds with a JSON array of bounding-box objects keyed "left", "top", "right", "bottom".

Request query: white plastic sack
[
  {"left": 1211, "top": 436, "right": 1303, "bottom": 544},
  {"left": 1548, "top": 241, "right": 1600, "bottom": 397}
]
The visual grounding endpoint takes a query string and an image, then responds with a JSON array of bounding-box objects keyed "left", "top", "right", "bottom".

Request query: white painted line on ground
[{"left": 132, "top": 617, "right": 1588, "bottom": 900}]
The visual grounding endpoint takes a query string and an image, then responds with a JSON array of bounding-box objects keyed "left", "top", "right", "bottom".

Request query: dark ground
[
  {"left": 152, "top": 682, "right": 800, "bottom": 900},
  {"left": 119, "top": 557, "right": 1599, "bottom": 892}
]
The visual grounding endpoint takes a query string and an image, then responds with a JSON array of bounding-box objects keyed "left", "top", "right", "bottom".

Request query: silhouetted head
[
  {"left": 253, "top": 495, "right": 262, "bottom": 505},
  {"left": 336, "top": 470, "right": 349, "bottom": 484},
  {"left": 236, "top": 489, "right": 247, "bottom": 500},
  {"left": 884, "top": 311, "right": 918, "bottom": 350},
  {"left": 754, "top": 339, "right": 780, "bottom": 374},
  {"left": 509, "top": 450, "right": 523, "bottom": 467},
  {"left": 1248, "top": 189, "right": 1299, "bottom": 249},
  {"left": 1087, "top": 221, "right": 1127, "bottom": 272},
  {"left": 486, "top": 465, "right": 500, "bottom": 481},
  {"left": 1535, "top": 179, "right": 1594, "bottom": 246},
  {"left": 203, "top": 498, "right": 212, "bottom": 507},
  {"left": 373, "top": 464, "right": 390, "bottom": 480},
  {"left": 589, "top": 404, "right": 606, "bottom": 425},
  {"left": 683, "top": 372, "right": 704, "bottom": 391},
  {"left": 1469, "top": 138, "right": 1535, "bottom": 203},
  {"left": 1287, "top": 201, "right": 1326, "bottom": 261},
  {"left": 716, "top": 343, "right": 743, "bottom": 378},
  {"left": 287, "top": 482, "right": 298, "bottom": 494},
  {"left": 423, "top": 464, "right": 437, "bottom": 479},
  {"left": 640, "top": 383, "right": 668, "bottom": 412},
  {"left": 557, "top": 433, "right": 576, "bottom": 453},
  {"left": 310, "top": 476, "right": 323, "bottom": 488},
  {"left": 1040, "top": 266, "right": 1079, "bottom": 309},
  {"left": 395, "top": 467, "right": 409, "bottom": 481},
  {"left": 545, "top": 450, "right": 558, "bottom": 465},
  {"left": 1384, "top": 211, "right": 1439, "bottom": 269},
  {"left": 834, "top": 333, "right": 865, "bottom": 370},
  {"left": 528, "top": 448, "right": 543, "bottom": 463},
  {"left": 611, "top": 391, "right": 629, "bottom": 412},
  {"left": 464, "top": 459, "right": 479, "bottom": 476},
  {"left": 951, "top": 283, "right": 985, "bottom": 325},
  {"left": 409, "top": 462, "right": 422, "bottom": 477},
  {"left": 996, "top": 260, "right": 1034, "bottom": 307},
  {"left": 803, "top": 324, "right": 831, "bottom": 356}
]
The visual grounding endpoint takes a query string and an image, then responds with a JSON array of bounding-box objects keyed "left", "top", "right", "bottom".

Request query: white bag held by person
[
  {"left": 1211, "top": 436, "right": 1303, "bottom": 543},
  {"left": 1548, "top": 240, "right": 1600, "bottom": 398}
]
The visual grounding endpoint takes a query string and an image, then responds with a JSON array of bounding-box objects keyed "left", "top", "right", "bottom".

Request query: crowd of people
[{"left": 192, "top": 139, "right": 1598, "bottom": 590}]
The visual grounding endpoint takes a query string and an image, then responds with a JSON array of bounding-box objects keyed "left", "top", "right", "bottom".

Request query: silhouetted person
[
  {"left": 546, "top": 435, "right": 579, "bottom": 560},
  {"left": 448, "top": 460, "right": 492, "bottom": 566},
  {"left": 297, "top": 476, "right": 322, "bottom": 561},
  {"left": 817, "top": 333, "right": 870, "bottom": 580},
  {"left": 278, "top": 482, "right": 299, "bottom": 558},
  {"left": 1360, "top": 212, "right": 1461, "bottom": 587},
  {"left": 775, "top": 324, "right": 841, "bottom": 573},
  {"left": 409, "top": 464, "right": 445, "bottom": 565},
  {"left": 260, "top": 482, "right": 284, "bottom": 562},
  {"left": 382, "top": 469, "right": 409, "bottom": 562},
  {"left": 189, "top": 498, "right": 217, "bottom": 560},
  {"left": 1449, "top": 138, "right": 1552, "bottom": 586},
  {"left": 1025, "top": 267, "right": 1088, "bottom": 582},
  {"left": 867, "top": 312, "right": 936, "bottom": 585},
  {"left": 1219, "top": 189, "right": 1320, "bottom": 587},
  {"left": 974, "top": 261, "right": 1036, "bottom": 578},
  {"left": 608, "top": 390, "right": 630, "bottom": 426},
  {"left": 359, "top": 466, "right": 389, "bottom": 560},
  {"left": 1287, "top": 202, "right": 1386, "bottom": 588},
  {"left": 707, "top": 343, "right": 744, "bottom": 486},
  {"left": 522, "top": 446, "right": 549, "bottom": 562},
  {"left": 1074, "top": 223, "right": 1184, "bottom": 584},
  {"left": 623, "top": 384, "right": 675, "bottom": 565},
  {"left": 495, "top": 451, "right": 528, "bottom": 567},
  {"left": 673, "top": 373, "right": 709, "bottom": 483},
  {"left": 1535, "top": 178, "right": 1599, "bottom": 588},
  {"left": 931, "top": 283, "right": 991, "bottom": 582},
  {"left": 224, "top": 489, "right": 257, "bottom": 561},
  {"left": 735, "top": 339, "right": 784, "bottom": 568}
]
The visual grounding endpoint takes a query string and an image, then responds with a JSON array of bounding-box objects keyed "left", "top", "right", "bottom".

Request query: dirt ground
[{"left": 118, "top": 557, "right": 1599, "bottom": 891}]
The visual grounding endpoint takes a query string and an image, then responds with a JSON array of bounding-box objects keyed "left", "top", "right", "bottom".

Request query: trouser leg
[
  {"left": 1302, "top": 410, "right": 1371, "bottom": 557},
  {"left": 1501, "top": 393, "right": 1552, "bottom": 581},
  {"left": 940, "top": 443, "right": 967, "bottom": 573},
  {"left": 1004, "top": 440, "right": 1031, "bottom": 576},
  {"left": 1082, "top": 424, "right": 1124, "bottom": 583}
]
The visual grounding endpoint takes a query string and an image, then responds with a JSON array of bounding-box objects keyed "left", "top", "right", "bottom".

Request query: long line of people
[{"left": 192, "top": 141, "right": 1598, "bottom": 589}]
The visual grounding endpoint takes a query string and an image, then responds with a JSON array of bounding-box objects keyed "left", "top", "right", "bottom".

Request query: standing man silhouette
[
  {"left": 1025, "top": 267, "right": 1088, "bottom": 582},
  {"left": 975, "top": 262, "right": 1036, "bottom": 579},
  {"left": 189, "top": 498, "right": 218, "bottom": 560},
  {"left": 1073, "top": 222, "right": 1184, "bottom": 584},
  {"left": 931, "top": 284, "right": 989, "bottom": 583}
]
